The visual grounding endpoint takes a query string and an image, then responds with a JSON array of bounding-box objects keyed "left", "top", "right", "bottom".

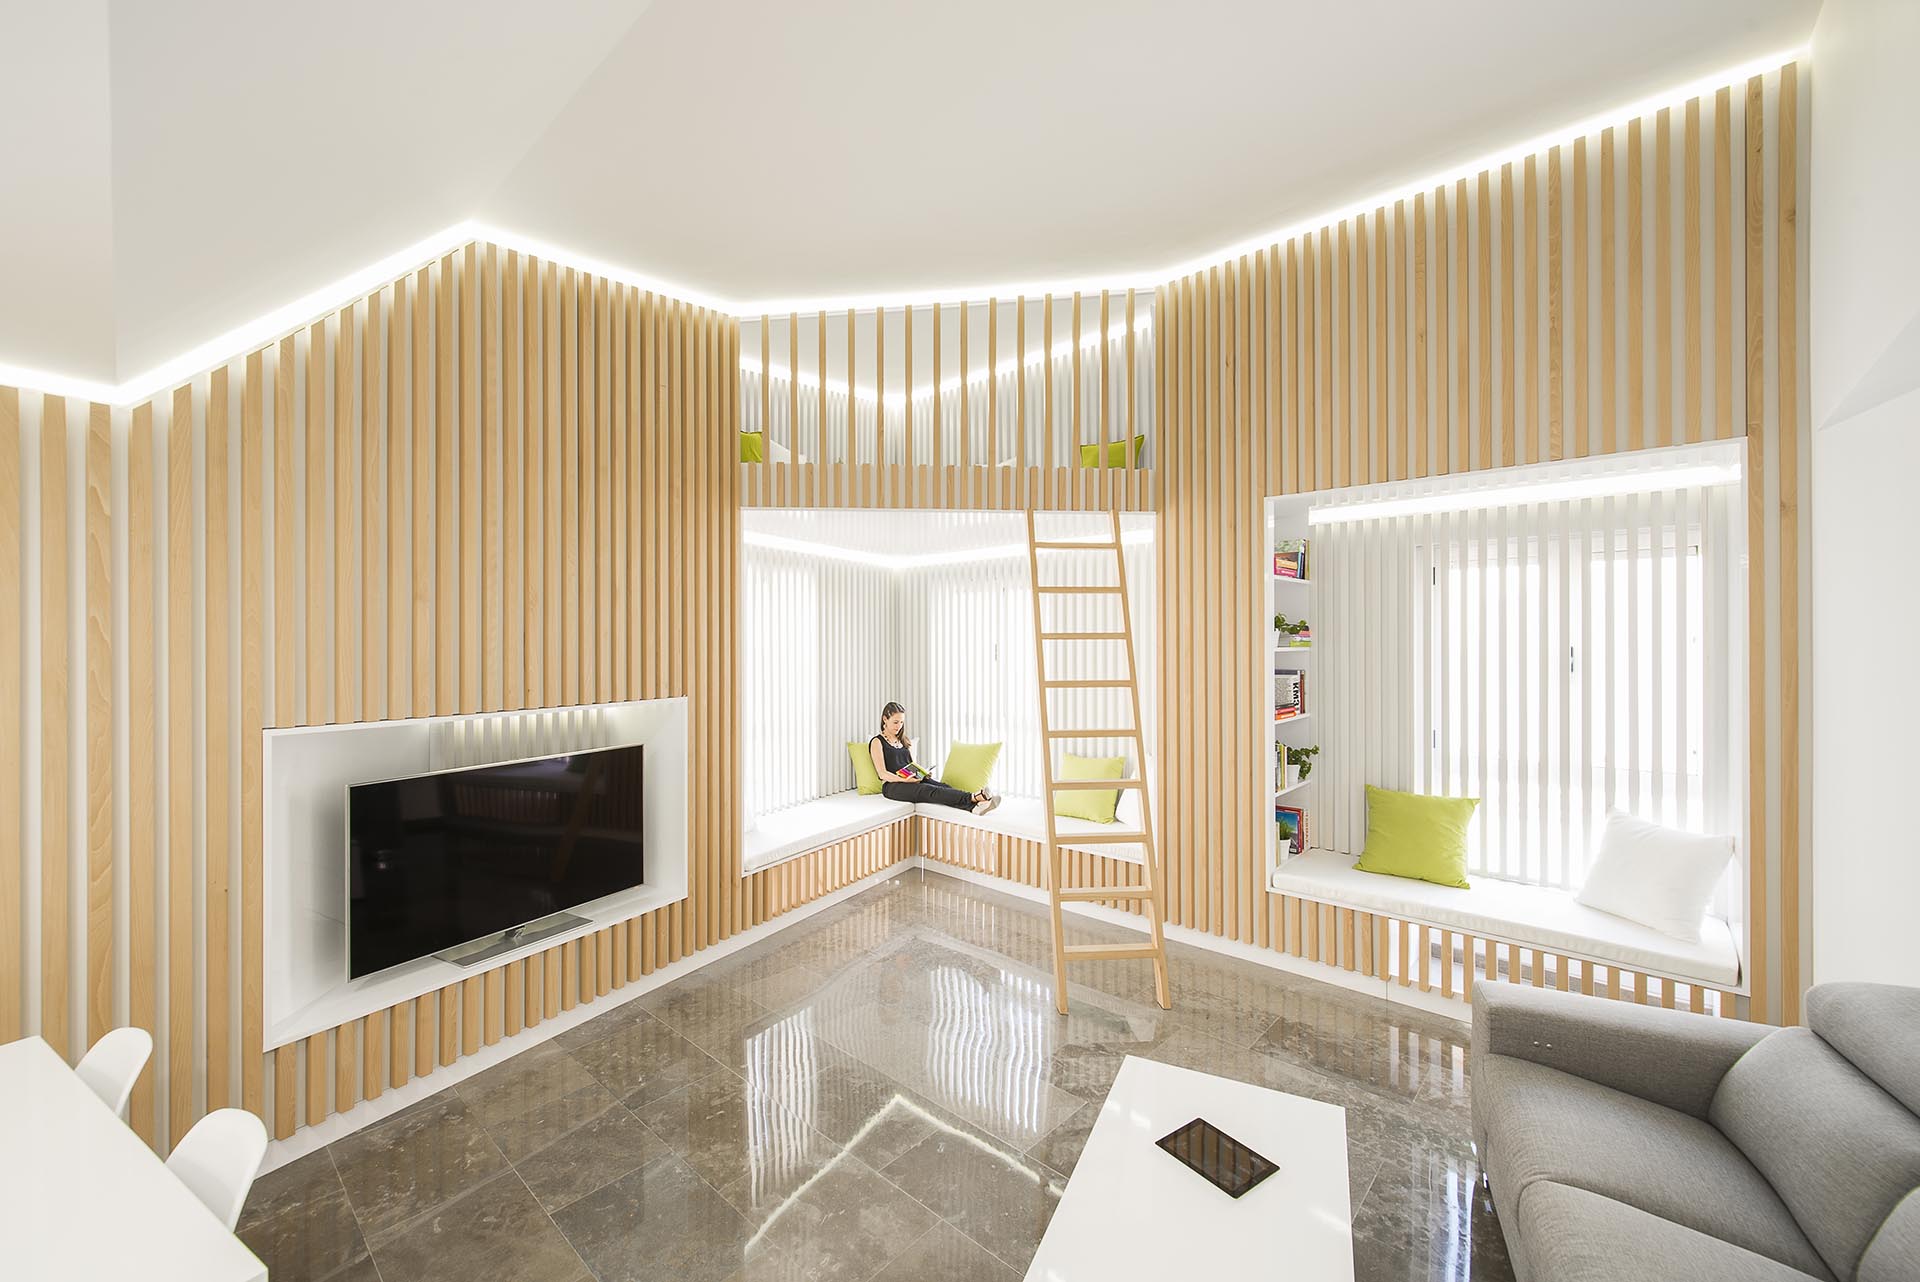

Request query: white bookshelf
[{"left": 1267, "top": 494, "right": 1315, "bottom": 883}]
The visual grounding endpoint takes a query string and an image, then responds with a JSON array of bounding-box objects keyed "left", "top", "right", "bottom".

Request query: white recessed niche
[{"left": 262, "top": 699, "right": 687, "bottom": 1050}]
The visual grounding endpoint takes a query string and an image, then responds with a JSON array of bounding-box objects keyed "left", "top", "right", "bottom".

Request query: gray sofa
[{"left": 1471, "top": 981, "right": 1920, "bottom": 1281}]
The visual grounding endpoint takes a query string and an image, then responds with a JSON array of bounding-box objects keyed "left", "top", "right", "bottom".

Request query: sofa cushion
[
  {"left": 1710, "top": 1026, "right": 1920, "bottom": 1282},
  {"left": 1519, "top": 1181, "right": 1828, "bottom": 1282},
  {"left": 1806, "top": 982, "right": 1920, "bottom": 1116},
  {"left": 1478, "top": 1053, "right": 1831, "bottom": 1277},
  {"left": 1858, "top": 1187, "right": 1920, "bottom": 1282}
]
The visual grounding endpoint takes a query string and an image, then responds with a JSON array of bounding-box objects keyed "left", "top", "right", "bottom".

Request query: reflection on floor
[{"left": 237, "top": 869, "right": 1514, "bottom": 1282}]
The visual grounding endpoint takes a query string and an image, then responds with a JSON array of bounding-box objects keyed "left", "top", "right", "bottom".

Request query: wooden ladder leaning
[{"left": 1023, "top": 508, "right": 1171, "bottom": 1014}]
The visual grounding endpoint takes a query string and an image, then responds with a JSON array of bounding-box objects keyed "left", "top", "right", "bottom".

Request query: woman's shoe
[{"left": 973, "top": 793, "right": 1002, "bottom": 816}]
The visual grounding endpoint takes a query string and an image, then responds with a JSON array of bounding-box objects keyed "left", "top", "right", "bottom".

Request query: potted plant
[
  {"left": 1284, "top": 744, "right": 1319, "bottom": 787},
  {"left": 1274, "top": 613, "right": 1311, "bottom": 647}
]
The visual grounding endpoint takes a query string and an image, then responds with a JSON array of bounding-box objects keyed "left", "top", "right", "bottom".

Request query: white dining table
[{"left": 0, "top": 1036, "right": 267, "bottom": 1282}]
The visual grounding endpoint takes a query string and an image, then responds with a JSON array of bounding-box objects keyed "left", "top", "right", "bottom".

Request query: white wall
[
  {"left": 1809, "top": 0, "right": 1920, "bottom": 988},
  {"left": 1810, "top": 0, "right": 1920, "bottom": 431},
  {"left": 1811, "top": 387, "right": 1920, "bottom": 987}
]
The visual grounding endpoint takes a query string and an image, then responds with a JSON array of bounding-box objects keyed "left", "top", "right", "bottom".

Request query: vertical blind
[{"left": 1313, "top": 445, "right": 1746, "bottom": 893}]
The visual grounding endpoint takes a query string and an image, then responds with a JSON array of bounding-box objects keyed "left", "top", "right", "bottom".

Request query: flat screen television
[{"left": 347, "top": 744, "right": 644, "bottom": 980}]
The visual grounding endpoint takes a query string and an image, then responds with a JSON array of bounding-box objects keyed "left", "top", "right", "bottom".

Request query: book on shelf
[
  {"left": 1273, "top": 539, "right": 1310, "bottom": 580},
  {"left": 1272, "top": 667, "right": 1307, "bottom": 720},
  {"left": 1274, "top": 805, "right": 1308, "bottom": 856}
]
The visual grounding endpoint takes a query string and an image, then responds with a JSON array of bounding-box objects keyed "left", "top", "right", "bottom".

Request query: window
[{"left": 1310, "top": 444, "right": 1746, "bottom": 893}]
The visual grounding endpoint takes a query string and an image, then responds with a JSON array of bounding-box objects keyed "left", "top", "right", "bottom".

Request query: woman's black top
[{"left": 873, "top": 735, "right": 912, "bottom": 775}]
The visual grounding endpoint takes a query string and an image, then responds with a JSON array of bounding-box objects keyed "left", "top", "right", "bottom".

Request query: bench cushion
[
  {"left": 1268, "top": 847, "right": 1740, "bottom": 986},
  {"left": 743, "top": 791, "right": 914, "bottom": 872}
]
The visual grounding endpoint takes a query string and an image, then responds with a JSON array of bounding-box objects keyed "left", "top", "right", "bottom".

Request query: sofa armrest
[{"left": 1472, "top": 981, "right": 1771, "bottom": 1119}]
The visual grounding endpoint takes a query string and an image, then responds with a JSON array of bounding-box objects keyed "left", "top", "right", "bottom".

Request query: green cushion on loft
[
  {"left": 940, "top": 742, "right": 1002, "bottom": 794},
  {"left": 1354, "top": 785, "right": 1478, "bottom": 889},
  {"left": 1077, "top": 435, "right": 1146, "bottom": 468},
  {"left": 1053, "top": 752, "right": 1126, "bottom": 823},
  {"left": 740, "top": 431, "right": 765, "bottom": 463},
  {"left": 848, "top": 741, "right": 884, "bottom": 795}
]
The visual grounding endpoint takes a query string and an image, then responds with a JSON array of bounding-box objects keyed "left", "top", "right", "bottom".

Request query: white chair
[
  {"left": 75, "top": 1026, "right": 152, "bottom": 1120},
  {"left": 165, "top": 1108, "right": 268, "bottom": 1231}
]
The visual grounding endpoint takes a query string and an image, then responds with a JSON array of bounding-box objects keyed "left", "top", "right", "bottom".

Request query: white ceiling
[{"left": 1, "top": 0, "right": 1819, "bottom": 388}]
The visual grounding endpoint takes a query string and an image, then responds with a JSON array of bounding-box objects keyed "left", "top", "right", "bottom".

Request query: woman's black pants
[{"left": 881, "top": 779, "right": 976, "bottom": 810}]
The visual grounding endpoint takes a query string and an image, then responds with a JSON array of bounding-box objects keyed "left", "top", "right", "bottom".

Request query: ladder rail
[
  {"left": 1023, "top": 507, "right": 1171, "bottom": 1014},
  {"left": 1024, "top": 509, "right": 1073, "bottom": 1010}
]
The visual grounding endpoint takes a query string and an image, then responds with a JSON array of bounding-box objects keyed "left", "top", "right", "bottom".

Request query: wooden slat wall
[
  {"left": 0, "top": 239, "right": 795, "bottom": 1152},
  {"left": 1154, "top": 65, "right": 1806, "bottom": 1023}
]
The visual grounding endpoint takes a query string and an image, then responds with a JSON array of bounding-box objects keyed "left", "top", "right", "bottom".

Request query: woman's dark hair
[{"left": 879, "top": 701, "right": 911, "bottom": 747}]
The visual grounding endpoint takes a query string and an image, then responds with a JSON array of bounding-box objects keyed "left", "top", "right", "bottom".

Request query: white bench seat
[
  {"left": 744, "top": 792, "right": 915, "bottom": 872},
  {"left": 920, "top": 795, "right": 1149, "bottom": 862},
  {"left": 1268, "top": 847, "right": 1741, "bottom": 988},
  {"left": 745, "top": 790, "right": 1154, "bottom": 875}
]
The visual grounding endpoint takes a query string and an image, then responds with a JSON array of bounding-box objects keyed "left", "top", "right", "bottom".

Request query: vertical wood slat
[
  {"left": 86, "top": 403, "right": 112, "bottom": 1047},
  {"left": 242, "top": 351, "right": 265, "bottom": 1120},
  {"left": 205, "top": 374, "right": 230, "bottom": 1108},
  {"left": 1776, "top": 64, "right": 1800, "bottom": 1024},
  {"left": 41, "top": 396, "right": 70, "bottom": 1062},
  {"left": 130, "top": 403, "right": 157, "bottom": 1137},
  {"left": 0, "top": 390, "right": 19, "bottom": 1046},
  {"left": 169, "top": 384, "right": 195, "bottom": 1137}
]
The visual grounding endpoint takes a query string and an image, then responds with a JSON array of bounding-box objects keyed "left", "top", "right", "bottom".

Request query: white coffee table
[{"left": 1025, "top": 1055, "right": 1353, "bottom": 1281}]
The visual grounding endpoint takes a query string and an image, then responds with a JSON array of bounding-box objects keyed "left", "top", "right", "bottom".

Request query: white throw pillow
[{"left": 1575, "top": 810, "right": 1734, "bottom": 942}]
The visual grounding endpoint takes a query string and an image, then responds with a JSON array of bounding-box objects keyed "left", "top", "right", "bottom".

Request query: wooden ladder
[{"left": 1023, "top": 508, "right": 1171, "bottom": 1014}]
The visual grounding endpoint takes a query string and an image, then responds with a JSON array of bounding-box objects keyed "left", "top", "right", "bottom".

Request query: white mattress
[
  {"left": 1268, "top": 847, "right": 1741, "bottom": 987},
  {"left": 743, "top": 792, "right": 914, "bottom": 872}
]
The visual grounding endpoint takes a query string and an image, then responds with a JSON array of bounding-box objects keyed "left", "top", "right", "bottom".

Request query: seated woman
[{"left": 870, "top": 701, "right": 1001, "bottom": 815}]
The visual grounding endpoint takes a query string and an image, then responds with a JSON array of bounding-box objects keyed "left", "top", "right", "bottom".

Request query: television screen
[{"left": 347, "top": 744, "right": 644, "bottom": 980}]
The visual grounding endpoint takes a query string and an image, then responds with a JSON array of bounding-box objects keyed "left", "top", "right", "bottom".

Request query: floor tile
[
  {"left": 512, "top": 1099, "right": 672, "bottom": 1213},
  {"left": 330, "top": 1091, "right": 510, "bottom": 1238},
  {"left": 567, "top": 1006, "right": 728, "bottom": 1109},
  {"left": 235, "top": 1148, "right": 370, "bottom": 1282},
  {"left": 552, "top": 1153, "right": 756, "bottom": 1282},
  {"left": 877, "top": 1122, "right": 1065, "bottom": 1273},
  {"left": 870, "top": 1221, "right": 1020, "bottom": 1282},
  {"left": 1025, "top": 1101, "right": 1098, "bottom": 1179},
  {"left": 635, "top": 1068, "right": 838, "bottom": 1196},
  {"left": 365, "top": 1170, "right": 586, "bottom": 1282},
  {"left": 721, "top": 1151, "right": 936, "bottom": 1278}
]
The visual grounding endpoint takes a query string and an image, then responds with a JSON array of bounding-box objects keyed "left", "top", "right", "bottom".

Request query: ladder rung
[
  {"left": 1032, "top": 540, "right": 1119, "bottom": 550},
  {"left": 1038, "top": 631, "right": 1129, "bottom": 641},
  {"left": 1057, "top": 884, "right": 1153, "bottom": 901},
  {"left": 1053, "top": 829, "right": 1150, "bottom": 844},
  {"left": 1064, "top": 943, "right": 1163, "bottom": 961},
  {"left": 1042, "top": 679, "right": 1131, "bottom": 688},
  {"left": 1037, "top": 586, "right": 1122, "bottom": 595},
  {"left": 1045, "top": 728, "right": 1138, "bottom": 738},
  {"left": 1049, "top": 779, "right": 1144, "bottom": 791}
]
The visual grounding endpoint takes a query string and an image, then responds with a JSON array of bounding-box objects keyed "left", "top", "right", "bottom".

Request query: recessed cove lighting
[{"left": 1307, "top": 445, "right": 1743, "bottom": 526}]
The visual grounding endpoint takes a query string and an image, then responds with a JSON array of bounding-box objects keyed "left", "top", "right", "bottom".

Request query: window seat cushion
[
  {"left": 917, "top": 795, "right": 1148, "bottom": 863},
  {"left": 1268, "top": 847, "right": 1740, "bottom": 987},
  {"left": 744, "top": 790, "right": 915, "bottom": 873}
]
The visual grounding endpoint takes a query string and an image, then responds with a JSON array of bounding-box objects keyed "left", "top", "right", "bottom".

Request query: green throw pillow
[
  {"left": 1053, "top": 753, "right": 1126, "bottom": 823},
  {"left": 940, "top": 742, "right": 1001, "bottom": 794},
  {"left": 848, "top": 740, "right": 884, "bottom": 795},
  {"left": 1354, "top": 785, "right": 1478, "bottom": 889},
  {"left": 739, "top": 431, "right": 765, "bottom": 463},
  {"left": 1077, "top": 435, "right": 1146, "bottom": 468}
]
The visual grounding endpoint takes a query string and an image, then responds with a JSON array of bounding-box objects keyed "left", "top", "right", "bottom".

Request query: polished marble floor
[{"left": 238, "top": 869, "right": 1514, "bottom": 1282}]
